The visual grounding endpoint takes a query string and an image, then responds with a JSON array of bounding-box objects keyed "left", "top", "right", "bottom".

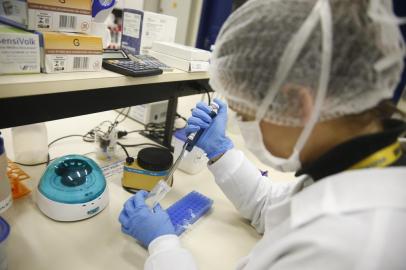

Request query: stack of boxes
[
  {"left": 0, "top": 0, "right": 103, "bottom": 75},
  {"left": 120, "top": 8, "right": 177, "bottom": 56},
  {"left": 0, "top": 3, "right": 210, "bottom": 75},
  {"left": 149, "top": 41, "right": 211, "bottom": 73}
]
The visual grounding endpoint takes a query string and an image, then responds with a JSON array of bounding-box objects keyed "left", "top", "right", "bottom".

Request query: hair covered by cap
[{"left": 209, "top": 0, "right": 404, "bottom": 126}]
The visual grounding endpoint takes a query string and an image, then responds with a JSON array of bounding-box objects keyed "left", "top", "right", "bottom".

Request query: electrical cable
[
  {"left": 117, "top": 142, "right": 130, "bottom": 158},
  {"left": 122, "top": 186, "right": 140, "bottom": 194},
  {"left": 114, "top": 107, "right": 131, "bottom": 124},
  {"left": 176, "top": 113, "right": 187, "bottom": 122},
  {"left": 48, "top": 134, "right": 84, "bottom": 148},
  {"left": 13, "top": 134, "right": 85, "bottom": 166},
  {"left": 118, "top": 142, "right": 167, "bottom": 149},
  {"left": 202, "top": 86, "right": 211, "bottom": 105},
  {"left": 126, "top": 130, "right": 145, "bottom": 134},
  {"left": 13, "top": 155, "right": 50, "bottom": 167},
  {"left": 11, "top": 110, "right": 169, "bottom": 167}
]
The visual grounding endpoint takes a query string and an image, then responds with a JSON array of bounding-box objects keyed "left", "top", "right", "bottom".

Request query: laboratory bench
[
  {"left": 0, "top": 69, "right": 211, "bottom": 148},
  {"left": 0, "top": 70, "right": 296, "bottom": 270},
  {"left": 0, "top": 111, "right": 269, "bottom": 270}
]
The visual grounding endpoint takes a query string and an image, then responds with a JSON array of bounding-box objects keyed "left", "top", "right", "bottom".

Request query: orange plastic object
[{"left": 7, "top": 160, "right": 31, "bottom": 199}]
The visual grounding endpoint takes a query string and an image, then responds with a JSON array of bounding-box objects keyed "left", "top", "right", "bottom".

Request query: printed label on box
[
  {"left": 45, "top": 54, "right": 101, "bottom": 73},
  {"left": 121, "top": 9, "right": 143, "bottom": 55},
  {"left": 36, "top": 12, "right": 51, "bottom": 28},
  {"left": 190, "top": 61, "right": 210, "bottom": 72},
  {"left": 50, "top": 55, "right": 66, "bottom": 72},
  {"left": 0, "top": 30, "right": 40, "bottom": 74},
  {"left": 27, "top": 0, "right": 91, "bottom": 15},
  {"left": 123, "top": 12, "right": 141, "bottom": 39},
  {"left": 42, "top": 32, "right": 102, "bottom": 73},
  {"left": 29, "top": 9, "right": 90, "bottom": 32}
]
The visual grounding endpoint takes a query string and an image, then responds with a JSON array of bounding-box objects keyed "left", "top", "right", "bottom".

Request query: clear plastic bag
[{"left": 11, "top": 123, "right": 48, "bottom": 164}]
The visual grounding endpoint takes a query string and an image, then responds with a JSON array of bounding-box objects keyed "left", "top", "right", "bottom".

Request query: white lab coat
[{"left": 145, "top": 149, "right": 406, "bottom": 270}]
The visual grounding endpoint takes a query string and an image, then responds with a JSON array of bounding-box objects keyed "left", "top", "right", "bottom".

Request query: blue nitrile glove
[
  {"left": 185, "top": 98, "right": 234, "bottom": 160},
  {"left": 119, "top": 190, "right": 175, "bottom": 248}
]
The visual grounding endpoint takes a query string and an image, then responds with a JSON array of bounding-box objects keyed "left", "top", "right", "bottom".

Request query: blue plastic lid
[
  {"left": 174, "top": 128, "right": 187, "bottom": 142},
  {"left": 0, "top": 134, "right": 4, "bottom": 155},
  {"left": 92, "top": 0, "right": 116, "bottom": 17},
  {"left": 38, "top": 155, "right": 106, "bottom": 204},
  {"left": 0, "top": 217, "right": 10, "bottom": 243}
]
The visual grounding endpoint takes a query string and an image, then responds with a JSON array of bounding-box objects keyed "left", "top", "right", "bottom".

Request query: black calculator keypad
[{"left": 102, "top": 59, "right": 163, "bottom": 77}]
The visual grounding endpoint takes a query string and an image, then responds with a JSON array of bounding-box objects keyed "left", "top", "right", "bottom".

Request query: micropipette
[{"left": 145, "top": 102, "right": 219, "bottom": 209}]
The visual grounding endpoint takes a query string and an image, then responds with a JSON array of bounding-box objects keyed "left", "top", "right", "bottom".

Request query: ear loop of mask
[
  {"left": 369, "top": 0, "right": 406, "bottom": 72},
  {"left": 255, "top": 0, "right": 333, "bottom": 162},
  {"left": 369, "top": 0, "right": 406, "bottom": 25},
  {"left": 294, "top": 0, "right": 333, "bottom": 153}
]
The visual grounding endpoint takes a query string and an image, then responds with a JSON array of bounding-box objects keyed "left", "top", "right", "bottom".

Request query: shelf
[
  {"left": 0, "top": 69, "right": 209, "bottom": 99},
  {"left": 0, "top": 69, "right": 210, "bottom": 146}
]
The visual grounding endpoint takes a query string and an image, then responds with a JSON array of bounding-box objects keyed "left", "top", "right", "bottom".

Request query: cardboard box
[
  {"left": 0, "top": 0, "right": 92, "bottom": 33},
  {"left": 121, "top": 9, "right": 177, "bottom": 56},
  {"left": 149, "top": 50, "right": 209, "bottom": 73},
  {"left": 152, "top": 41, "right": 211, "bottom": 61},
  {"left": 42, "top": 32, "right": 102, "bottom": 73},
  {"left": 0, "top": 23, "right": 40, "bottom": 74}
]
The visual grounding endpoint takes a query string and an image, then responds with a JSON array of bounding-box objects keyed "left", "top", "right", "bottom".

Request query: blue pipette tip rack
[{"left": 167, "top": 191, "right": 213, "bottom": 236}]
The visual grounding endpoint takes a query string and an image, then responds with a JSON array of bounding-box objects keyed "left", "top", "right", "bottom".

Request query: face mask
[
  {"left": 236, "top": 119, "right": 301, "bottom": 172},
  {"left": 236, "top": 0, "right": 333, "bottom": 172}
]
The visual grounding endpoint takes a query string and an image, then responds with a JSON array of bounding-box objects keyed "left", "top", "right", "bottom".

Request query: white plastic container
[
  {"left": 0, "top": 135, "right": 12, "bottom": 214},
  {"left": 0, "top": 217, "right": 10, "bottom": 270},
  {"left": 173, "top": 129, "right": 208, "bottom": 175},
  {"left": 95, "top": 128, "right": 117, "bottom": 161},
  {"left": 11, "top": 123, "right": 48, "bottom": 164}
]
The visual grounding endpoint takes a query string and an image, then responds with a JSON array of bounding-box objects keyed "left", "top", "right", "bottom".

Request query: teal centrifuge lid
[{"left": 38, "top": 155, "right": 106, "bottom": 204}]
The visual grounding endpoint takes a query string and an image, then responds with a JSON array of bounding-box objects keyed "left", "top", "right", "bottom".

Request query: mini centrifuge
[{"left": 36, "top": 155, "right": 109, "bottom": 221}]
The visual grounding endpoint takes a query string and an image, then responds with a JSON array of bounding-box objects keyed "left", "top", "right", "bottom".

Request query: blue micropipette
[{"left": 145, "top": 102, "right": 219, "bottom": 209}]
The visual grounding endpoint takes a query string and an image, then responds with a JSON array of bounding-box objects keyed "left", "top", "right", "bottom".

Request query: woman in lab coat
[{"left": 119, "top": 0, "right": 406, "bottom": 269}]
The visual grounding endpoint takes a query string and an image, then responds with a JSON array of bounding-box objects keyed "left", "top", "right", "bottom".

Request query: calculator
[
  {"left": 102, "top": 49, "right": 163, "bottom": 77},
  {"left": 129, "top": 54, "right": 173, "bottom": 71}
]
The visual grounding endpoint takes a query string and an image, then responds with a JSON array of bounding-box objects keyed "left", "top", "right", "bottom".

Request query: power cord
[
  {"left": 114, "top": 107, "right": 131, "bottom": 124},
  {"left": 11, "top": 108, "right": 177, "bottom": 167},
  {"left": 202, "top": 86, "right": 212, "bottom": 105},
  {"left": 118, "top": 142, "right": 168, "bottom": 165},
  {"left": 13, "top": 134, "right": 85, "bottom": 166}
]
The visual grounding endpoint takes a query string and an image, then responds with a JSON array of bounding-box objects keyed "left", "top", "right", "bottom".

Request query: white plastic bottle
[
  {"left": 11, "top": 123, "right": 48, "bottom": 165},
  {"left": 0, "top": 134, "right": 12, "bottom": 214}
]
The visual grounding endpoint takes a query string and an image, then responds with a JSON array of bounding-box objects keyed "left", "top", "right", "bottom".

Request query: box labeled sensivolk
[
  {"left": 42, "top": 32, "right": 102, "bottom": 73},
  {"left": 121, "top": 9, "right": 177, "bottom": 55},
  {"left": 0, "top": 0, "right": 92, "bottom": 33},
  {"left": 0, "top": 23, "right": 40, "bottom": 74}
]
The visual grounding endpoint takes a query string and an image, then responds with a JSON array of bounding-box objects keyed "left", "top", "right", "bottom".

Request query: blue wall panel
[{"left": 196, "top": 0, "right": 233, "bottom": 51}]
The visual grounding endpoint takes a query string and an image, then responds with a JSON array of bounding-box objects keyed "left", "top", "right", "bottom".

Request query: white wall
[
  {"left": 159, "top": 0, "right": 192, "bottom": 44},
  {"left": 158, "top": 0, "right": 202, "bottom": 46},
  {"left": 116, "top": 0, "right": 144, "bottom": 10}
]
